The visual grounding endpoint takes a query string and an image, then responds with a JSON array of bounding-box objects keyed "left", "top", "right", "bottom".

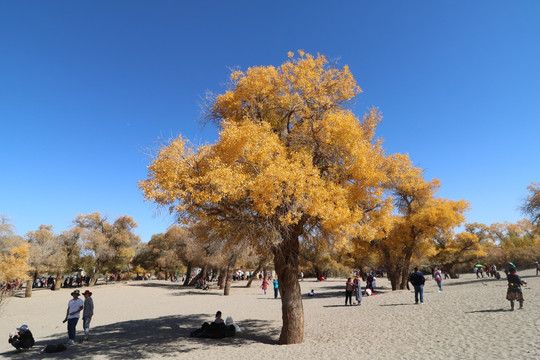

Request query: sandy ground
[{"left": 1, "top": 269, "right": 539, "bottom": 359}]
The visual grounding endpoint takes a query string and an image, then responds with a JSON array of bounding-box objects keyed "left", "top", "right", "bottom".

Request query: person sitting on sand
[
  {"left": 8, "top": 325, "right": 35, "bottom": 352},
  {"left": 213, "top": 311, "right": 225, "bottom": 324},
  {"left": 506, "top": 263, "right": 527, "bottom": 311}
]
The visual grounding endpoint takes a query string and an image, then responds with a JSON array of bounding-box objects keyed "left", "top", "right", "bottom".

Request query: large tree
[{"left": 140, "top": 52, "right": 394, "bottom": 344}]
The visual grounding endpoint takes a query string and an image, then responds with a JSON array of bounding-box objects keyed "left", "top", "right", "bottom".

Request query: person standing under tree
[{"left": 81, "top": 290, "right": 94, "bottom": 342}]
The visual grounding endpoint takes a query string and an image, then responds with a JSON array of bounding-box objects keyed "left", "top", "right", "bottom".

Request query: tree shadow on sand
[
  {"left": 0, "top": 315, "right": 280, "bottom": 359},
  {"left": 465, "top": 308, "right": 508, "bottom": 314}
]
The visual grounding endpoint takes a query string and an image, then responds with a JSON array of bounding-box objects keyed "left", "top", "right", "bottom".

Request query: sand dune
[{"left": 1, "top": 269, "right": 539, "bottom": 359}]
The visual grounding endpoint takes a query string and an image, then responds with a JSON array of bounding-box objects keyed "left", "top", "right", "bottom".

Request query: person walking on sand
[
  {"left": 535, "top": 261, "right": 539, "bottom": 276},
  {"left": 409, "top": 267, "right": 426, "bottom": 304},
  {"left": 81, "top": 290, "right": 94, "bottom": 342},
  {"left": 353, "top": 275, "right": 362, "bottom": 305},
  {"left": 506, "top": 263, "right": 527, "bottom": 311},
  {"left": 64, "top": 290, "right": 83, "bottom": 344},
  {"left": 345, "top": 278, "right": 354, "bottom": 305},
  {"left": 273, "top": 278, "right": 279, "bottom": 299},
  {"left": 433, "top": 266, "right": 443, "bottom": 292},
  {"left": 261, "top": 278, "right": 268, "bottom": 295}
]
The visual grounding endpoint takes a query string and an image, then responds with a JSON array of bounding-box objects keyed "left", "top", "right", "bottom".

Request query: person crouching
[{"left": 8, "top": 325, "right": 35, "bottom": 352}]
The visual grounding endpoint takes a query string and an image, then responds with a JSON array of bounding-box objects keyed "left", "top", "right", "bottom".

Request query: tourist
[
  {"left": 366, "top": 272, "right": 374, "bottom": 293},
  {"left": 261, "top": 278, "right": 268, "bottom": 295},
  {"left": 433, "top": 266, "right": 443, "bottom": 292},
  {"left": 213, "top": 311, "right": 224, "bottom": 324},
  {"left": 409, "top": 267, "right": 425, "bottom": 304},
  {"left": 273, "top": 278, "right": 279, "bottom": 299},
  {"left": 506, "top": 263, "right": 527, "bottom": 311},
  {"left": 64, "top": 290, "right": 83, "bottom": 344},
  {"left": 8, "top": 325, "right": 34, "bottom": 352},
  {"left": 345, "top": 277, "right": 354, "bottom": 305},
  {"left": 353, "top": 275, "right": 362, "bottom": 305},
  {"left": 82, "top": 290, "right": 94, "bottom": 342},
  {"left": 535, "top": 261, "right": 539, "bottom": 276}
]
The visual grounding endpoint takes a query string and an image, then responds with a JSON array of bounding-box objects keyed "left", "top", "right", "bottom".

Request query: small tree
[
  {"left": 74, "top": 213, "right": 140, "bottom": 286},
  {"left": 0, "top": 243, "right": 30, "bottom": 308}
]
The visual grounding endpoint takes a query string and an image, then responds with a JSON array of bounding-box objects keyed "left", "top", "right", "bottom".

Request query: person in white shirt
[{"left": 64, "top": 290, "right": 83, "bottom": 344}]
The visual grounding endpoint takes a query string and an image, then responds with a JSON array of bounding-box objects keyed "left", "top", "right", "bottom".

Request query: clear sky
[{"left": 1, "top": 1, "right": 539, "bottom": 242}]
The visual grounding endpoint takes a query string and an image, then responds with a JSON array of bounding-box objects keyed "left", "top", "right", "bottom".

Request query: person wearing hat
[
  {"left": 8, "top": 324, "right": 35, "bottom": 352},
  {"left": 64, "top": 290, "right": 84, "bottom": 344},
  {"left": 82, "top": 290, "right": 94, "bottom": 341},
  {"left": 506, "top": 263, "right": 527, "bottom": 311}
]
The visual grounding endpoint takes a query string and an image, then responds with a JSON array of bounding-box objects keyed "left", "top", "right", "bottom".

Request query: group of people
[
  {"left": 344, "top": 276, "right": 363, "bottom": 306},
  {"left": 64, "top": 289, "right": 94, "bottom": 344},
  {"left": 409, "top": 263, "right": 528, "bottom": 310},
  {"left": 63, "top": 275, "right": 90, "bottom": 288},
  {"left": 7, "top": 288, "right": 94, "bottom": 353},
  {"left": 260, "top": 278, "right": 280, "bottom": 298}
]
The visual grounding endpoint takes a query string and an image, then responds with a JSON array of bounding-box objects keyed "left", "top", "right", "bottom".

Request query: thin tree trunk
[
  {"left": 273, "top": 228, "right": 304, "bottom": 345},
  {"left": 224, "top": 265, "right": 232, "bottom": 296},
  {"left": 89, "top": 264, "right": 105, "bottom": 286},
  {"left": 188, "top": 265, "right": 206, "bottom": 286},
  {"left": 224, "top": 255, "right": 237, "bottom": 296},
  {"left": 25, "top": 279, "right": 33, "bottom": 298},
  {"left": 246, "top": 261, "right": 264, "bottom": 288},
  {"left": 183, "top": 262, "right": 192, "bottom": 286}
]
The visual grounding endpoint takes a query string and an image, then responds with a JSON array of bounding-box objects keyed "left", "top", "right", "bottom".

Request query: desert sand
[{"left": 1, "top": 269, "right": 539, "bottom": 359}]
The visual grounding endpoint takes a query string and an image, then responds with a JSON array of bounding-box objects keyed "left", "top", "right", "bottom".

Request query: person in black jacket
[
  {"left": 8, "top": 324, "right": 35, "bottom": 352},
  {"left": 506, "top": 263, "right": 527, "bottom": 311},
  {"left": 409, "top": 267, "right": 426, "bottom": 304}
]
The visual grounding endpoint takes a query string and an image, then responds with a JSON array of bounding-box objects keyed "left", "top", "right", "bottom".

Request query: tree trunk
[
  {"left": 25, "top": 279, "right": 33, "bottom": 298},
  {"left": 218, "top": 267, "right": 226, "bottom": 289},
  {"left": 273, "top": 229, "right": 304, "bottom": 345},
  {"left": 246, "top": 261, "right": 263, "bottom": 288},
  {"left": 386, "top": 267, "right": 400, "bottom": 290},
  {"left": 224, "top": 265, "right": 233, "bottom": 296},
  {"left": 54, "top": 273, "right": 63, "bottom": 290},
  {"left": 183, "top": 262, "right": 192, "bottom": 286},
  {"left": 188, "top": 265, "right": 206, "bottom": 286},
  {"left": 89, "top": 264, "right": 105, "bottom": 286},
  {"left": 224, "top": 255, "right": 237, "bottom": 296}
]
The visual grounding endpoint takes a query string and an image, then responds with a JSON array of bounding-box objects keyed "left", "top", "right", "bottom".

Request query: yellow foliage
[
  {"left": 0, "top": 243, "right": 30, "bottom": 283},
  {"left": 140, "top": 52, "right": 392, "bottom": 253}
]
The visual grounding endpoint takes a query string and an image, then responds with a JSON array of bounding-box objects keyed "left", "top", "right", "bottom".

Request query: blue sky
[{"left": 1, "top": 1, "right": 539, "bottom": 242}]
